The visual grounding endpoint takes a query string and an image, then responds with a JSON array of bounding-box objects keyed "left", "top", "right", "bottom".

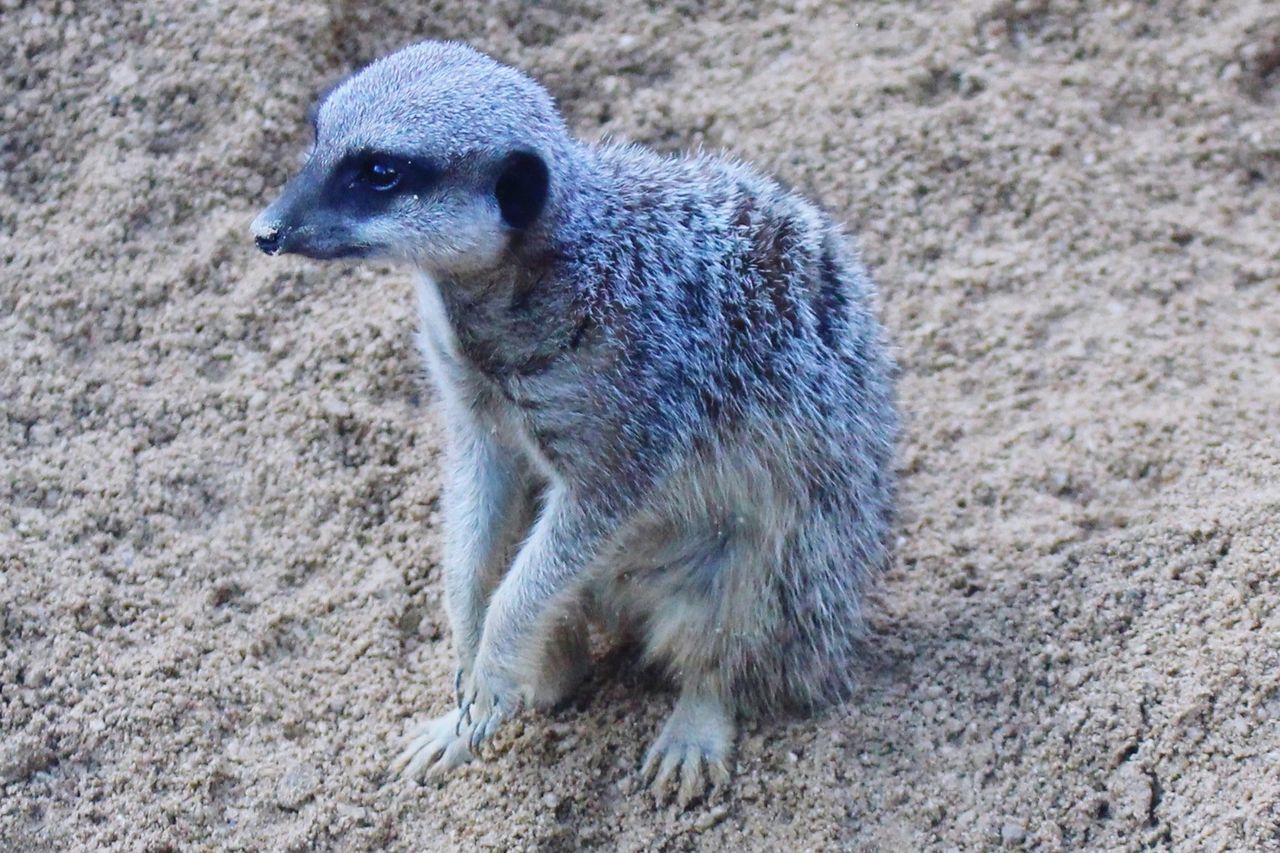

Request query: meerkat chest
[
  {"left": 412, "top": 271, "right": 576, "bottom": 474},
  {"left": 415, "top": 269, "right": 574, "bottom": 375}
]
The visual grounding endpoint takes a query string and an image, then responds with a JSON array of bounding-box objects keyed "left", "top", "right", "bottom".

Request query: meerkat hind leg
[{"left": 642, "top": 682, "right": 734, "bottom": 807}]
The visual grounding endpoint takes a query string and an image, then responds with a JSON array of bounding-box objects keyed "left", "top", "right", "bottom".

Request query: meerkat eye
[{"left": 356, "top": 158, "right": 401, "bottom": 191}]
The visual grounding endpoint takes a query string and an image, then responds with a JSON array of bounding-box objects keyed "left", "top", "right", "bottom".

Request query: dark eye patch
[{"left": 323, "top": 150, "right": 440, "bottom": 213}]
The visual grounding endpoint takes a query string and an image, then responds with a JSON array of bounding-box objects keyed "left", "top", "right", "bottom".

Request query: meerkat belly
[{"left": 587, "top": 439, "right": 805, "bottom": 649}]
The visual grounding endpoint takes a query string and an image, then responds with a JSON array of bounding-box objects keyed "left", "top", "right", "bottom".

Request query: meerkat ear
[{"left": 495, "top": 150, "right": 549, "bottom": 230}]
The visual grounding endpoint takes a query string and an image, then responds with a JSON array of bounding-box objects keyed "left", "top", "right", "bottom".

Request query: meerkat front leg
[
  {"left": 458, "top": 485, "right": 611, "bottom": 751},
  {"left": 439, "top": 425, "right": 532, "bottom": 681},
  {"left": 391, "top": 423, "right": 530, "bottom": 780}
]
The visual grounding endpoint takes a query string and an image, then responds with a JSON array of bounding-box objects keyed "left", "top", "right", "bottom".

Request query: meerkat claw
[
  {"left": 466, "top": 693, "right": 514, "bottom": 753},
  {"left": 468, "top": 712, "right": 487, "bottom": 752},
  {"left": 643, "top": 741, "right": 729, "bottom": 808},
  {"left": 456, "top": 699, "right": 473, "bottom": 736},
  {"left": 643, "top": 690, "right": 734, "bottom": 808},
  {"left": 642, "top": 743, "right": 726, "bottom": 808}
]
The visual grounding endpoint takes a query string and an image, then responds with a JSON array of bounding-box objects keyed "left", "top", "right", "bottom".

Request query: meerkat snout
[{"left": 252, "top": 222, "right": 283, "bottom": 256}]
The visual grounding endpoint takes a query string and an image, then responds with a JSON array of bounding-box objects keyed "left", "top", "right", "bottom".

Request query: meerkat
[{"left": 251, "top": 41, "right": 898, "bottom": 807}]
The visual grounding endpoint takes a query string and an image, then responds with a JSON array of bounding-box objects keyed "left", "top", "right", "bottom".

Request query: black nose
[{"left": 255, "top": 228, "right": 283, "bottom": 255}]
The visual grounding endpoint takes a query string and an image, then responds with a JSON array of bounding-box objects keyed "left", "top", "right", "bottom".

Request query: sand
[{"left": 2, "top": 0, "right": 1278, "bottom": 849}]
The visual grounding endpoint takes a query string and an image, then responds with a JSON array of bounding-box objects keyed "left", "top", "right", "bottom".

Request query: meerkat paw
[
  {"left": 389, "top": 707, "right": 474, "bottom": 781},
  {"left": 641, "top": 689, "right": 734, "bottom": 808},
  {"left": 457, "top": 665, "right": 524, "bottom": 753}
]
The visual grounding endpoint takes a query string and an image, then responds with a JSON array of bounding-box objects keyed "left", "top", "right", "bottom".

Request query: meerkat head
[{"left": 251, "top": 41, "right": 569, "bottom": 276}]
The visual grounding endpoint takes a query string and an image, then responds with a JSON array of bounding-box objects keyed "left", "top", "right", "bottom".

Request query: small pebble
[
  {"left": 1001, "top": 820, "right": 1027, "bottom": 845},
  {"left": 276, "top": 763, "right": 317, "bottom": 811},
  {"left": 694, "top": 804, "right": 729, "bottom": 831}
]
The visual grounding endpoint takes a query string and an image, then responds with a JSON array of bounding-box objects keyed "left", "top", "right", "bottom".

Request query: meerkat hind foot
[
  {"left": 390, "top": 706, "right": 474, "bottom": 781},
  {"left": 642, "top": 687, "right": 734, "bottom": 808}
]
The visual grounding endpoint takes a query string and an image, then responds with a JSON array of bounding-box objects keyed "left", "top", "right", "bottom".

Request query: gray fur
[{"left": 252, "top": 41, "right": 898, "bottom": 807}]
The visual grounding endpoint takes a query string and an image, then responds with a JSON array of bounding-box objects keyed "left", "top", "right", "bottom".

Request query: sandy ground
[{"left": 2, "top": 0, "right": 1279, "bottom": 849}]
